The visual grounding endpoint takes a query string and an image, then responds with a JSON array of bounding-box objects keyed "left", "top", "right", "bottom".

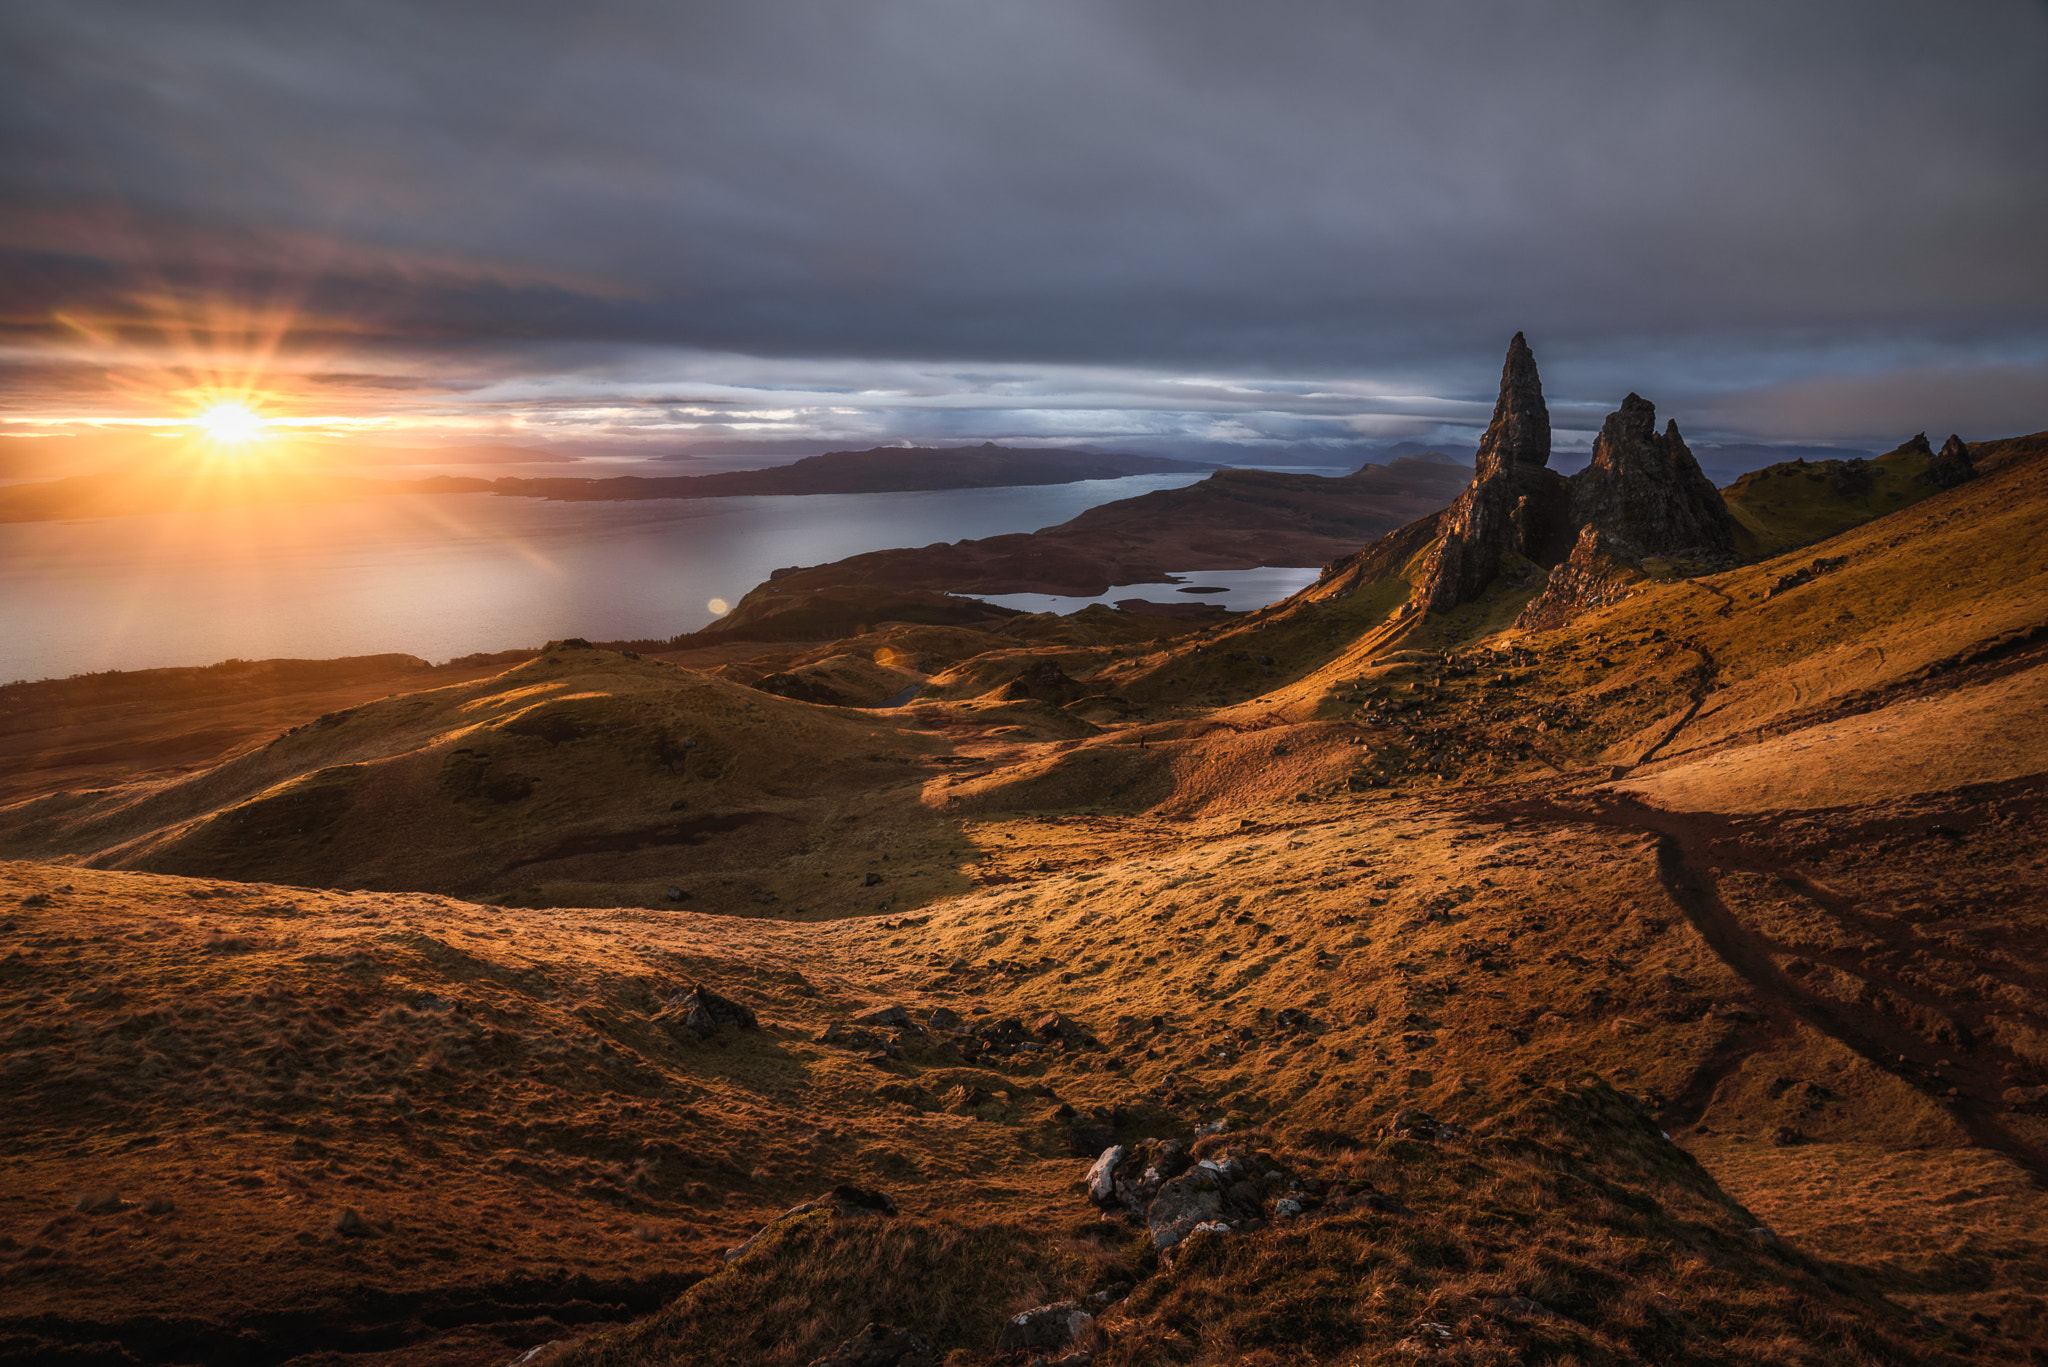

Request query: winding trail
[
  {"left": 1631, "top": 641, "right": 1719, "bottom": 767},
  {"left": 1485, "top": 787, "right": 2048, "bottom": 1185}
]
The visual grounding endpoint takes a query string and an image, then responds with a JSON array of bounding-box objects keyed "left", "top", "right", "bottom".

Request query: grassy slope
[
  {"left": 0, "top": 444, "right": 2045, "bottom": 1363},
  {"left": 1721, "top": 444, "right": 1938, "bottom": 559}
]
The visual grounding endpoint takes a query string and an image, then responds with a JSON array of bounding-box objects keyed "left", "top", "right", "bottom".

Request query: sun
[{"left": 195, "top": 402, "right": 267, "bottom": 444}]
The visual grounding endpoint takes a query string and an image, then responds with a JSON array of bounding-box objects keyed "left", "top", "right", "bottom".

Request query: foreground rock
[
  {"left": 994, "top": 1301, "right": 1094, "bottom": 1359},
  {"left": 655, "top": 984, "right": 758, "bottom": 1040}
]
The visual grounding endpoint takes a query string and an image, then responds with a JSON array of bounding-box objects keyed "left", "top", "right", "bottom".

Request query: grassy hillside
[{"left": 0, "top": 437, "right": 2044, "bottom": 1364}]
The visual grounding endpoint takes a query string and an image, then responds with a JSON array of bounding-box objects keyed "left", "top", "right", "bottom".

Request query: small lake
[
  {"left": 0, "top": 472, "right": 1332, "bottom": 682},
  {"left": 974, "top": 565, "right": 1324, "bottom": 615}
]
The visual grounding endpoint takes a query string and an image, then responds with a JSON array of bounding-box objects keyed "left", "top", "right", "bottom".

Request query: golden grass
[{"left": 1, "top": 442, "right": 2045, "bottom": 1362}]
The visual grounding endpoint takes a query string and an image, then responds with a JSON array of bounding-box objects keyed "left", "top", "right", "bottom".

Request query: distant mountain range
[
  {"left": 411, "top": 443, "right": 1213, "bottom": 501},
  {"left": 0, "top": 443, "right": 1212, "bottom": 523}
]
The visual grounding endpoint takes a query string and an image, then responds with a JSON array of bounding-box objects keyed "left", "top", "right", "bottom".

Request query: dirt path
[
  {"left": 1632, "top": 640, "right": 1719, "bottom": 767},
  {"left": 1487, "top": 787, "right": 2048, "bottom": 1184}
]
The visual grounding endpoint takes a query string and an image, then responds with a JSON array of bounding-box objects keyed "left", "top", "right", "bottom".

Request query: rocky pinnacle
[
  {"left": 1478, "top": 331, "right": 1551, "bottom": 475},
  {"left": 1414, "top": 333, "right": 1567, "bottom": 611}
]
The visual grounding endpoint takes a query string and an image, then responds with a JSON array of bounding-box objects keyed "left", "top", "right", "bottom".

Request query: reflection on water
[
  {"left": 1, "top": 475, "right": 1210, "bottom": 681},
  {"left": 973, "top": 565, "right": 1324, "bottom": 616}
]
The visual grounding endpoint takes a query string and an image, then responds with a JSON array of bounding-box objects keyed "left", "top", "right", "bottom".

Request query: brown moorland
[{"left": 1, "top": 421, "right": 2044, "bottom": 1365}]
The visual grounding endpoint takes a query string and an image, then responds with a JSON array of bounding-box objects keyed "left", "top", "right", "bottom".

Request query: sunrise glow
[{"left": 194, "top": 402, "right": 267, "bottom": 444}]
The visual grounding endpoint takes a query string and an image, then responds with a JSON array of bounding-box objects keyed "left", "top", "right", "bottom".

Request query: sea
[{"left": 0, "top": 472, "right": 1331, "bottom": 683}]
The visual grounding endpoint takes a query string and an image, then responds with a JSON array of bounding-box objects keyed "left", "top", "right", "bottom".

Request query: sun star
[{"left": 196, "top": 402, "right": 266, "bottom": 443}]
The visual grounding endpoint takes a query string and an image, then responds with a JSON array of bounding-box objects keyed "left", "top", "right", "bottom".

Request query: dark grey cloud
[{"left": 2, "top": 0, "right": 2044, "bottom": 450}]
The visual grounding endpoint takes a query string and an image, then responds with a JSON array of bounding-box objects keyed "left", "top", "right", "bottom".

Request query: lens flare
[{"left": 196, "top": 402, "right": 267, "bottom": 443}]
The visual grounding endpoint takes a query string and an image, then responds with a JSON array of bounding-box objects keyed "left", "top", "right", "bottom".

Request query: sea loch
[{"left": 0, "top": 473, "right": 1241, "bottom": 682}]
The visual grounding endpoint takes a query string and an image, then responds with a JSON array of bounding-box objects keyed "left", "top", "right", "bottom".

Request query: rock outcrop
[
  {"left": 994, "top": 1301, "right": 1094, "bottom": 1357},
  {"left": 1402, "top": 337, "right": 1745, "bottom": 628},
  {"left": 1921, "top": 432, "right": 1977, "bottom": 488},
  {"left": 1516, "top": 393, "right": 1736, "bottom": 631},
  {"left": 1413, "top": 334, "right": 1574, "bottom": 612},
  {"left": 656, "top": 984, "right": 760, "bottom": 1041},
  {"left": 1568, "top": 393, "right": 1733, "bottom": 559},
  {"left": 1512, "top": 527, "right": 1643, "bottom": 631}
]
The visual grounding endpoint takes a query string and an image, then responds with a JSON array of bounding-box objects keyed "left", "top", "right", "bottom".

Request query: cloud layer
[{"left": 3, "top": 0, "right": 2044, "bottom": 455}]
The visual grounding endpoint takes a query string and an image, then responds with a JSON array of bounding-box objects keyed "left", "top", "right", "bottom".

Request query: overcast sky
[{"left": 3, "top": 0, "right": 2045, "bottom": 461}]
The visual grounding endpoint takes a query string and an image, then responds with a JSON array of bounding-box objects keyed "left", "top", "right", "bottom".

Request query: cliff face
[
  {"left": 1414, "top": 333, "right": 1573, "bottom": 611},
  {"left": 1516, "top": 393, "right": 1736, "bottom": 630}
]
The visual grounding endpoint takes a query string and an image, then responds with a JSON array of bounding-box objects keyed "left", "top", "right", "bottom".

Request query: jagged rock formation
[
  {"left": 1412, "top": 333, "right": 1574, "bottom": 611},
  {"left": 1568, "top": 393, "right": 1734, "bottom": 557},
  {"left": 1512, "top": 526, "right": 1642, "bottom": 630},
  {"left": 1517, "top": 393, "right": 1735, "bottom": 630},
  {"left": 1922, "top": 432, "right": 1977, "bottom": 488},
  {"left": 1411, "top": 338, "right": 1732, "bottom": 627}
]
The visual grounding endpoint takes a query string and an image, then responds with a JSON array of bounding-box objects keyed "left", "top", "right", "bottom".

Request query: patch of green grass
[{"left": 1723, "top": 448, "right": 1938, "bottom": 559}]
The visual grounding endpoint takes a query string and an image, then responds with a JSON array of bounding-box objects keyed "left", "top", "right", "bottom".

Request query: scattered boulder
[
  {"left": 994, "top": 1301, "right": 1093, "bottom": 1356},
  {"left": 332, "top": 1206, "right": 372, "bottom": 1237},
  {"left": 1032, "top": 1011, "right": 1086, "bottom": 1046},
  {"left": 808, "top": 1323, "right": 941, "bottom": 1367},
  {"left": 1107, "top": 1138, "right": 1191, "bottom": 1216},
  {"left": 960, "top": 1011, "right": 1095, "bottom": 1064},
  {"left": 855, "top": 1004, "right": 911, "bottom": 1028},
  {"left": 1763, "top": 554, "right": 1848, "bottom": 599},
  {"left": 1147, "top": 1159, "right": 1264, "bottom": 1252},
  {"left": 816, "top": 1024, "right": 894, "bottom": 1055},
  {"left": 656, "top": 984, "right": 759, "bottom": 1041},
  {"left": 1083, "top": 1146, "right": 1125, "bottom": 1206}
]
